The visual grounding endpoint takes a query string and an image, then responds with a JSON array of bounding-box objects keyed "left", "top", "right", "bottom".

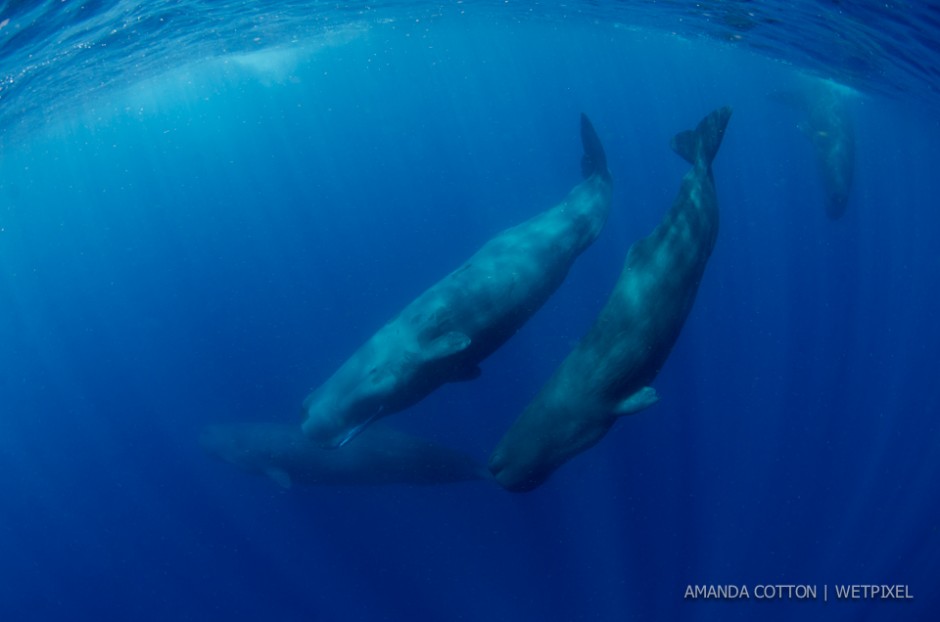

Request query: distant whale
[
  {"left": 302, "top": 115, "right": 613, "bottom": 448},
  {"left": 200, "top": 422, "right": 486, "bottom": 488},
  {"left": 775, "top": 78, "right": 855, "bottom": 219},
  {"left": 489, "top": 107, "right": 732, "bottom": 492}
]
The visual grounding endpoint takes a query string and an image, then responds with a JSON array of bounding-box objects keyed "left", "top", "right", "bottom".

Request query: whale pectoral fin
[
  {"left": 450, "top": 365, "right": 482, "bottom": 382},
  {"left": 424, "top": 331, "right": 471, "bottom": 362},
  {"left": 613, "top": 386, "right": 659, "bottom": 417},
  {"left": 264, "top": 467, "right": 292, "bottom": 489}
]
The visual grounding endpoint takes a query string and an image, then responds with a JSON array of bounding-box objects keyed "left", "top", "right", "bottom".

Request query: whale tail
[
  {"left": 670, "top": 106, "right": 733, "bottom": 168},
  {"left": 580, "top": 113, "right": 610, "bottom": 180}
]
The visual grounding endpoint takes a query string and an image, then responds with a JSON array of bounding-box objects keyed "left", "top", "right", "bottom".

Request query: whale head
[
  {"left": 488, "top": 395, "right": 619, "bottom": 493},
  {"left": 199, "top": 423, "right": 266, "bottom": 473},
  {"left": 488, "top": 444, "right": 550, "bottom": 493},
  {"left": 301, "top": 341, "right": 403, "bottom": 448},
  {"left": 302, "top": 326, "right": 473, "bottom": 448}
]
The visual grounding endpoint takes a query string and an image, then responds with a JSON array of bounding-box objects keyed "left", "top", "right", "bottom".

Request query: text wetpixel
[{"left": 834, "top": 585, "right": 913, "bottom": 600}]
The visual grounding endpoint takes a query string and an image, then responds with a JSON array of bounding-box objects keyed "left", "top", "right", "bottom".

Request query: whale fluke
[
  {"left": 670, "top": 106, "right": 732, "bottom": 168},
  {"left": 580, "top": 113, "right": 609, "bottom": 180}
]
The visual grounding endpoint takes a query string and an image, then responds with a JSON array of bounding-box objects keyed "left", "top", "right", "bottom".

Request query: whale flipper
[
  {"left": 670, "top": 106, "right": 732, "bottom": 167},
  {"left": 612, "top": 386, "right": 660, "bottom": 417},
  {"left": 424, "top": 331, "right": 471, "bottom": 361},
  {"left": 580, "top": 113, "right": 609, "bottom": 180}
]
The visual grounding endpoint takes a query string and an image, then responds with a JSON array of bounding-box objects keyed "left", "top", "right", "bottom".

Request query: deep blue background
[{"left": 1, "top": 17, "right": 938, "bottom": 621}]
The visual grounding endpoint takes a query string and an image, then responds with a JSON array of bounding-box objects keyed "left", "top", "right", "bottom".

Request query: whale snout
[
  {"left": 301, "top": 406, "right": 377, "bottom": 449},
  {"left": 302, "top": 390, "right": 388, "bottom": 449},
  {"left": 300, "top": 412, "right": 347, "bottom": 449},
  {"left": 488, "top": 449, "right": 546, "bottom": 493}
]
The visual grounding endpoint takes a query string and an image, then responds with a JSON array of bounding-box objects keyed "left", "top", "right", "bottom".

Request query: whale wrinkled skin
[
  {"left": 303, "top": 115, "right": 613, "bottom": 448},
  {"left": 489, "top": 107, "right": 733, "bottom": 492}
]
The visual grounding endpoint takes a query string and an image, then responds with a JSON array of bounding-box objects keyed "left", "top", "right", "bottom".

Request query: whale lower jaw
[{"left": 305, "top": 405, "right": 385, "bottom": 449}]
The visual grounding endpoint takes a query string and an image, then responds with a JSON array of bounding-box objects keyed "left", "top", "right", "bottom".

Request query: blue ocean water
[{"left": 1, "top": 2, "right": 939, "bottom": 621}]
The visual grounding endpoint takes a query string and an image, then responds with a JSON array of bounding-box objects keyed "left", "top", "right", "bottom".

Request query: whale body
[
  {"left": 774, "top": 78, "right": 855, "bottom": 219},
  {"left": 804, "top": 81, "right": 855, "bottom": 219},
  {"left": 489, "top": 107, "right": 732, "bottom": 492},
  {"left": 201, "top": 422, "right": 486, "bottom": 488},
  {"left": 303, "top": 115, "right": 613, "bottom": 447}
]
